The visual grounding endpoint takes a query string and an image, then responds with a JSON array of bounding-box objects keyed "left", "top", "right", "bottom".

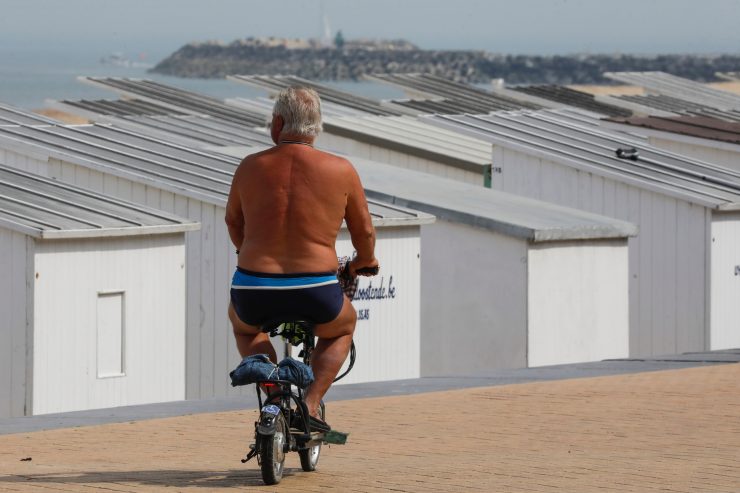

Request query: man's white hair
[{"left": 272, "top": 86, "right": 323, "bottom": 137}]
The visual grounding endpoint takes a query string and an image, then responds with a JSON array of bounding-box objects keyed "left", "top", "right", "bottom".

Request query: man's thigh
[
  {"left": 313, "top": 295, "right": 356, "bottom": 339},
  {"left": 228, "top": 302, "right": 262, "bottom": 335}
]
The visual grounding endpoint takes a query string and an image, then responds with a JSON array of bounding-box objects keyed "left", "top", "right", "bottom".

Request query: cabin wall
[
  {"left": 32, "top": 234, "right": 186, "bottom": 414},
  {"left": 492, "top": 145, "right": 709, "bottom": 357},
  {"left": 710, "top": 211, "right": 740, "bottom": 350},
  {"left": 0, "top": 230, "right": 34, "bottom": 418},
  {"left": 419, "top": 219, "right": 528, "bottom": 375},
  {"left": 527, "top": 239, "right": 630, "bottom": 366},
  {"left": 317, "top": 133, "right": 483, "bottom": 185}
]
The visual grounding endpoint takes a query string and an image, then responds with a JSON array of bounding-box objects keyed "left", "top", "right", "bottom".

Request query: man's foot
[
  {"left": 307, "top": 415, "right": 331, "bottom": 432},
  {"left": 291, "top": 405, "right": 330, "bottom": 432}
]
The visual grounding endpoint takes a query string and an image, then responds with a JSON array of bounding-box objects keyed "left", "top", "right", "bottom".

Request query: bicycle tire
[
  {"left": 259, "top": 412, "right": 288, "bottom": 485},
  {"left": 298, "top": 403, "right": 325, "bottom": 472},
  {"left": 298, "top": 441, "right": 321, "bottom": 472}
]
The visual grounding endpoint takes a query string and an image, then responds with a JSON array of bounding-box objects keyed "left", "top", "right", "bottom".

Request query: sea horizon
[{"left": 3, "top": 39, "right": 740, "bottom": 111}]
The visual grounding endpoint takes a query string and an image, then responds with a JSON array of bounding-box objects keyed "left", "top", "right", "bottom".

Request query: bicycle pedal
[
  {"left": 323, "top": 430, "right": 349, "bottom": 445},
  {"left": 249, "top": 443, "right": 256, "bottom": 450}
]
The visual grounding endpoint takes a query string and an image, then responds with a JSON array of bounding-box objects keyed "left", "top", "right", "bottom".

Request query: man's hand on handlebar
[{"left": 349, "top": 256, "right": 379, "bottom": 277}]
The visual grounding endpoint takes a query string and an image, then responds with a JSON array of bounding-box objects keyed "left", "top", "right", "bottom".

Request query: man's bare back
[{"left": 226, "top": 143, "right": 373, "bottom": 274}]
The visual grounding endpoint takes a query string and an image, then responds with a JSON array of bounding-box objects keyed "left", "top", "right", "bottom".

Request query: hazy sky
[{"left": 2, "top": 0, "right": 740, "bottom": 57}]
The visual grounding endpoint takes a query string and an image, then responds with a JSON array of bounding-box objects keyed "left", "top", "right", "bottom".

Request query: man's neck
[{"left": 277, "top": 133, "right": 315, "bottom": 147}]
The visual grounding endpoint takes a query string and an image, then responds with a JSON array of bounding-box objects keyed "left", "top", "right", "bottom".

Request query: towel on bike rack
[
  {"left": 277, "top": 357, "right": 314, "bottom": 388},
  {"left": 229, "top": 354, "right": 315, "bottom": 388}
]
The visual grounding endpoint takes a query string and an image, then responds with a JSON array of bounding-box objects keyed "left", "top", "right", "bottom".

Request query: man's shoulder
[
  {"left": 314, "top": 148, "right": 353, "bottom": 170},
  {"left": 241, "top": 146, "right": 275, "bottom": 164}
]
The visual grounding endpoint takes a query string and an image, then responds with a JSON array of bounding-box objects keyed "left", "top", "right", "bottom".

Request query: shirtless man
[{"left": 225, "top": 87, "right": 378, "bottom": 430}]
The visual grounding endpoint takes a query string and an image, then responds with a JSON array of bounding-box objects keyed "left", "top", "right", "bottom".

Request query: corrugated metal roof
[
  {"left": 511, "top": 85, "right": 632, "bottom": 118},
  {"left": 107, "top": 115, "right": 272, "bottom": 148},
  {"left": 614, "top": 94, "right": 740, "bottom": 122},
  {"left": 0, "top": 103, "right": 60, "bottom": 126},
  {"left": 350, "top": 156, "right": 636, "bottom": 242},
  {"left": 218, "top": 97, "right": 491, "bottom": 171},
  {"left": 607, "top": 115, "right": 740, "bottom": 145},
  {"left": 604, "top": 72, "right": 740, "bottom": 111},
  {"left": 368, "top": 73, "right": 541, "bottom": 113},
  {"left": 59, "top": 98, "right": 189, "bottom": 117},
  {"left": 50, "top": 98, "right": 273, "bottom": 148},
  {"left": 426, "top": 109, "right": 740, "bottom": 210},
  {"left": 227, "top": 96, "right": 372, "bottom": 118},
  {"left": 717, "top": 72, "right": 740, "bottom": 82},
  {"left": 388, "top": 97, "right": 523, "bottom": 115},
  {"left": 0, "top": 119, "right": 430, "bottom": 227},
  {"left": 321, "top": 115, "right": 491, "bottom": 171},
  {"left": 0, "top": 122, "right": 240, "bottom": 204},
  {"left": 228, "top": 75, "right": 402, "bottom": 117},
  {"left": 0, "top": 164, "right": 199, "bottom": 239},
  {"left": 80, "top": 77, "right": 268, "bottom": 127}
]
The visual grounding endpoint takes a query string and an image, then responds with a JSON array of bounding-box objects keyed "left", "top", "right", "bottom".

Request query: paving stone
[{"left": 0, "top": 364, "right": 738, "bottom": 491}]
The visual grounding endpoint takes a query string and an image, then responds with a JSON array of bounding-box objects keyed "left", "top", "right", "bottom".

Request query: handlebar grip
[{"left": 355, "top": 266, "right": 379, "bottom": 276}]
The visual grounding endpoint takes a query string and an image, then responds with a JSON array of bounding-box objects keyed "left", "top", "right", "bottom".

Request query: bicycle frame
[{"left": 238, "top": 256, "right": 369, "bottom": 483}]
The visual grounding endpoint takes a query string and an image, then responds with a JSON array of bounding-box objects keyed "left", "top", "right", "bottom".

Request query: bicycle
[{"left": 237, "top": 262, "right": 376, "bottom": 485}]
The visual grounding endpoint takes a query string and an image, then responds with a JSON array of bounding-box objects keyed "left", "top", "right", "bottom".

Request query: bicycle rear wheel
[
  {"left": 259, "top": 412, "right": 288, "bottom": 485},
  {"left": 298, "top": 402, "right": 325, "bottom": 472}
]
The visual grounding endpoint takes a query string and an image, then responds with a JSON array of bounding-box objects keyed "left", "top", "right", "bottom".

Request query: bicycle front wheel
[
  {"left": 259, "top": 412, "right": 288, "bottom": 485},
  {"left": 299, "top": 440, "right": 321, "bottom": 472}
]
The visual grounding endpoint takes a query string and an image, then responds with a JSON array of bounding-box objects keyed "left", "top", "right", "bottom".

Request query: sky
[
  {"left": 2, "top": 0, "right": 739, "bottom": 109},
  {"left": 2, "top": 0, "right": 740, "bottom": 60}
]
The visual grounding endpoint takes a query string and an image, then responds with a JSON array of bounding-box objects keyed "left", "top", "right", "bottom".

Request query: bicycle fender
[{"left": 257, "top": 404, "right": 281, "bottom": 436}]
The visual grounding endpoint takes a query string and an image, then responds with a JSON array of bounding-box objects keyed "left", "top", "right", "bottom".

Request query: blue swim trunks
[{"left": 230, "top": 267, "right": 344, "bottom": 326}]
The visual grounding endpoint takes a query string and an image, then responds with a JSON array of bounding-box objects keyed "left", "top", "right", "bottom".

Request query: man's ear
[{"left": 271, "top": 115, "right": 284, "bottom": 144}]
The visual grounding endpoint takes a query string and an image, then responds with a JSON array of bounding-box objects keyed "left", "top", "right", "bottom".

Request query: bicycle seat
[{"left": 261, "top": 318, "right": 315, "bottom": 334}]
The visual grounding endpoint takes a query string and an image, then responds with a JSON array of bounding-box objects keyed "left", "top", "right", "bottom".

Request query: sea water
[{"left": 0, "top": 44, "right": 405, "bottom": 110}]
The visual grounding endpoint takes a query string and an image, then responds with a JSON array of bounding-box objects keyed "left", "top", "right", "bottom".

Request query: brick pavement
[{"left": 0, "top": 363, "right": 738, "bottom": 492}]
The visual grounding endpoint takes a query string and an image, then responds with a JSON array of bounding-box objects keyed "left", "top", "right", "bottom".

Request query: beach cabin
[
  {"left": 0, "top": 165, "right": 198, "bottom": 418},
  {"left": 430, "top": 110, "right": 740, "bottom": 354}
]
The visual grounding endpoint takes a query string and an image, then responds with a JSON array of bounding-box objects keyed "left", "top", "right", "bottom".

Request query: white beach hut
[
  {"left": 430, "top": 110, "right": 740, "bottom": 354},
  {"left": 0, "top": 165, "right": 199, "bottom": 418},
  {"left": 351, "top": 158, "right": 637, "bottom": 373}
]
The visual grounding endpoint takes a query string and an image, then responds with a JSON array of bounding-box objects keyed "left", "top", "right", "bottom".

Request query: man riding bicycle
[{"left": 225, "top": 86, "right": 378, "bottom": 432}]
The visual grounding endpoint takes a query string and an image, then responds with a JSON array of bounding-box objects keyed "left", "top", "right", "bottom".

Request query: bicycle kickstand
[{"left": 241, "top": 444, "right": 258, "bottom": 464}]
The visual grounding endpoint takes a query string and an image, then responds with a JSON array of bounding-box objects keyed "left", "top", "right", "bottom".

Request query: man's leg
[
  {"left": 303, "top": 295, "right": 356, "bottom": 418},
  {"left": 228, "top": 302, "right": 277, "bottom": 362}
]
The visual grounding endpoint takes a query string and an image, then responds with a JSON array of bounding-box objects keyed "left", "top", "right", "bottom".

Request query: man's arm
[
  {"left": 344, "top": 162, "right": 378, "bottom": 273},
  {"left": 225, "top": 162, "right": 246, "bottom": 251}
]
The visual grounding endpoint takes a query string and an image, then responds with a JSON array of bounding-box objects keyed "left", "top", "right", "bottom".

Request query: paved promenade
[{"left": 1, "top": 360, "right": 739, "bottom": 492}]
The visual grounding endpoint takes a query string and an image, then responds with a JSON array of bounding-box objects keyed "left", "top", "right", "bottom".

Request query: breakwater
[{"left": 151, "top": 39, "right": 740, "bottom": 84}]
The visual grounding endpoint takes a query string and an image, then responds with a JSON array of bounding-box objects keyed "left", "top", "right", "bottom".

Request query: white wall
[
  {"left": 41, "top": 158, "right": 242, "bottom": 400},
  {"left": 333, "top": 226, "right": 421, "bottom": 383},
  {"left": 32, "top": 234, "right": 186, "bottom": 414},
  {"left": 649, "top": 137, "right": 740, "bottom": 174},
  {"left": 710, "top": 212, "right": 740, "bottom": 350},
  {"left": 0, "top": 229, "right": 33, "bottom": 418},
  {"left": 528, "top": 239, "right": 630, "bottom": 367},
  {"left": 420, "top": 220, "right": 529, "bottom": 375},
  {"left": 492, "top": 145, "right": 709, "bottom": 357},
  {"left": 317, "top": 133, "right": 484, "bottom": 185}
]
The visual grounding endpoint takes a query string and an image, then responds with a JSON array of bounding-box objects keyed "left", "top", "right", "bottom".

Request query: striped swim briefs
[{"left": 230, "top": 266, "right": 344, "bottom": 326}]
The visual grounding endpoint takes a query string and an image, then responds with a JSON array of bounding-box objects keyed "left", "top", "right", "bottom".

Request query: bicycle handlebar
[{"left": 354, "top": 266, "right": 379, "bottom": 276}]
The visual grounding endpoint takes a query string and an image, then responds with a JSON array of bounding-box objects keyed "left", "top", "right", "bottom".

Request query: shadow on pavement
[{"left": 0, "top": 468, "right": 301, "bottom": 488}]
